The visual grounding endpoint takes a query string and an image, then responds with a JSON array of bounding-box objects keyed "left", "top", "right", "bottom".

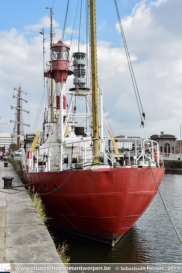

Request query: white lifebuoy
[{"left": 27, "top": 151, "right": 33, "bottom": 172}]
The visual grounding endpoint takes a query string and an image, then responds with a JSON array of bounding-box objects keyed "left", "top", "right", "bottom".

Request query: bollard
[
  {"left": 4, "top": 162, "right": 8, "bottom": 167},
  {"left": 3, "top": 176, "right": 14, "bottom": 189},
  {"left": 3, "top": 157, "right": 7, "bottom": 162}
]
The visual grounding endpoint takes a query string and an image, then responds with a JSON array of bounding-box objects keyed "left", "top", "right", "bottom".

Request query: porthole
[
  {"left": 44, "top": 183, "right": 48, "bottom": 191},
  {"left": 54, "top": 184, "right": 59, "bottom": 192},
  {"left": 37, "top": 184, "right": 40, "bottom": 191}
]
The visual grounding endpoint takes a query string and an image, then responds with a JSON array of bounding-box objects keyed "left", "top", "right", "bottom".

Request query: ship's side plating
[{"left": 23, "top": 167, "right": 164, "bottom": 244}]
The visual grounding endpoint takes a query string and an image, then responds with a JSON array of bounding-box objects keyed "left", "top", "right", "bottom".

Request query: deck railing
[
  {"left": 102, "top": 138, "right": 163, "bottom": 167},
  {"left": 22, "top": 137, "right": 163, "bottom": 172}
]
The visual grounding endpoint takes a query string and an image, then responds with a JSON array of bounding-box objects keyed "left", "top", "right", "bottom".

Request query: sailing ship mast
[
  {"left": 10, "top": 86, "right": 30, "bottom": 148},
  {"left": 90, "top": 0, "right": 99, "bottom": 163}
]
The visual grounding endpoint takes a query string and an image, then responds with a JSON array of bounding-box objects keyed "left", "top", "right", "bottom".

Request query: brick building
[
  {"left": 175, "top": 140, "right": 182, "bottom": 154},
  {"left": 150, "top": 132, "right": 177, "bottom": 156}
]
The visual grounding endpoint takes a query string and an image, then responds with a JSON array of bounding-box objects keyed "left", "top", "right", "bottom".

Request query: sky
[{"left": 0, "top": 0, "right": 182, "bottom": 139}]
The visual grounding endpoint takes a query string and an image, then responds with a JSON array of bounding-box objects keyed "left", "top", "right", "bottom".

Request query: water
[{"left": 49, "top": 173, "right": 182, "bottom": 263}]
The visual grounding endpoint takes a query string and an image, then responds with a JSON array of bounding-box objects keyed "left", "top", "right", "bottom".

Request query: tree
[{"left": 9, "top": 143, "right": 18, "bottom": 151}]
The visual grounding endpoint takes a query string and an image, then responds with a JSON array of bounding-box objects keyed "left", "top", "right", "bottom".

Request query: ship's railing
[
  {"left": 22, "top": 137, "right": 163, "bottom": 172},
  {"left": 102, "top": 138, "right": 163, "bottom": 167}
]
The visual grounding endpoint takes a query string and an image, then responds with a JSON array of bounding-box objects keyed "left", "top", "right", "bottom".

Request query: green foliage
[
  {"left": 27, "top": 186, "right": 47, "bottom": 223},
  {"left": 56, "top": 242, "right": 70, "bottom": 265},
  {"left": 27, "top": 186, "right": 35, "bottom": 202},
  {"left": 9, "top": 143, "right": 18, "bottom": 151},
  {"left": 7, "top": 158, "right": 47, "bottom": 223},
  {"left": 7, "top": 157, "right": 22, "bottom": 181}
]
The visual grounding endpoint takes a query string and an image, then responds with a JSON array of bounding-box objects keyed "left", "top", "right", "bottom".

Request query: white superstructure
[
  {"left": 0, "top": 133, "right": 16, "bottom": 150},
  {"left": 21, "top": 43, "right": 163, "bottom": 172}
]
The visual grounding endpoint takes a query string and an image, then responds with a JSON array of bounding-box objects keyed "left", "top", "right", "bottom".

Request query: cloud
[
  {"left": 1, "top": 1, "right": 182, "bottom": 140},
  {"left": 98, "top": 21, "right": 106, "bottom": 31},
  {"left": 0, "top": 27, "right": 51, "bottom": 134},
  {"left": 24, "top": 16, "right": 59, "bottom": 31},
  {"left": 54, "top": 26, "right": 79, "bottom": 42},
  {"left": 113, "top": 0, "right": 182, "bottom": 138}
]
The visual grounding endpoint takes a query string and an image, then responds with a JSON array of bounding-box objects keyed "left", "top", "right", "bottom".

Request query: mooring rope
[{"left": 149, "top": 164, "right": 182, "bottom": 244}]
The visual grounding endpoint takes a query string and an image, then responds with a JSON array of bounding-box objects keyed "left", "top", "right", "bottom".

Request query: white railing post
[
  {"left": 142, "top": 141, "right": 145, "bottom": 165},
  {"left": 59, "top": 83, "right": 65, "bottom": 171},
  {"left": 44, "top": 149, "right": 48, "bottom": 172},
  {"left": 100, "top": 90, "right": 104, "bottom": 152},
  {"left": 63, "top": 94, "right": 73, "bottom": 133},
  {"left": 36, "top": 150, "right": 38, "bottom": 172},
  {"left": 84, "top": 141, "right": 86, "bottom": 163},
  {"left": 79, "top": 144, "right": 82, "bottom": 162},
  {"left": 59, "top": 144, "right": 62, "bottom": 171},
  {"left": 157, "top": 143, "right": 159, "bottom": 163},
  {"left": 60, "top": 88, "right": 64, "bottom": 142},
  {"left": 152, "top": 141, "right": 154, "bottom": 162},
  {"left": 48, "top": 152, "right": 51, "bottom": 171}
]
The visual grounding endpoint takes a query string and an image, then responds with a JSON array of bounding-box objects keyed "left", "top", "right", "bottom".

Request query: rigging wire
[
  {"left": 114, "top": 0, "right": 145, "bottom": 127},
  {"left": 26, "top": 97, "right": 31, "bottom": 133},
  {"left": 103, "top": 106, "right": 114, "bottom": 136},
  {"left": 98, "top": 85, "right": 115, "bottom": 137},
  {"left": 61, "top": 0, "right": 70, "bottom": 42},
  {"left": 11, "top": 162, "right": 102, "bottom": 190},
  {"left": 67, "top": 4, "right": 72, "bottom": 41},
  {"left": 149, "top": 163, "right": 182, "bottom": 244},
  {"left": 33, "top": 92, "right": 43, "bottom": 131},
  {"left": 69, "top": 0, "right": 80, "bottom": 50},
  {"left": 0, "top": 162, "right": 102, "bottom": 195},
  {"left": 78, "top": 0, "right": 83, "bottom": 51},
  {"left": 85, "top": 0, "right": 90, "bottom": 89},
  {"left": 33, "top": 87, "right": 46, "bottom": 131},
  {"left": 85, "top": 97, "right": 88, "bottom": 131},
  {"left": 0, "top": 189, "right": 24, "bottom": 194},
  {"left": 52, "top": 0, "right": 56, "bottom": 8}
]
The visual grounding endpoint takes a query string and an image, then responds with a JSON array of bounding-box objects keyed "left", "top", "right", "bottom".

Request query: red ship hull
[{"left": 23, "top": 167, "right": 164, "bottom": 245}]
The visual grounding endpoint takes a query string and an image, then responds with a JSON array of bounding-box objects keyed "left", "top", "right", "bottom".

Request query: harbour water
[{"left": 49, "top": 173, "right": 182, "bottom": 263}]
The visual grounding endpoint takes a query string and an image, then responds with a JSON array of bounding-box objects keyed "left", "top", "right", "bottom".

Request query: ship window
[
  {"left": 54, "top": 184, "right": 59, "bottom": 192},
  {"left": 44, "top": 183, "right": 48, "bottom": 191},
  {"left": 47, "top": 125, "right": 52, "bottom": 131},
  {"left": 37, "top": 184, "right": 40, "bottom": 191},
  {"left": 52, "top": 46, "right": 69, "bottom": 61}
]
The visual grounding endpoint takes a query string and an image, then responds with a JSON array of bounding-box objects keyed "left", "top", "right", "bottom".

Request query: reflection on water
[{"left": 48, "top": 174, "right": 182, "bottom": 263}]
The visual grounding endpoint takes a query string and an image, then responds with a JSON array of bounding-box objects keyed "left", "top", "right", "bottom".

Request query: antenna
[
  {"left": 46, "top": 7, "right": 54, "bottom": 123},
  {"left": 40, "top": 28, "right": 46, "bottom": 88}
]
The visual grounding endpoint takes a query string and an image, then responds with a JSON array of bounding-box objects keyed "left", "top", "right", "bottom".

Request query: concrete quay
[{"left": 0, "top": 161, "right": 66, "bottom": 272}]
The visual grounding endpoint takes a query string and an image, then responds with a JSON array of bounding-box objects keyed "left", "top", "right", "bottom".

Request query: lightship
[{"left": 22, "top": 0, "right": 165, "bottom": 246}]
